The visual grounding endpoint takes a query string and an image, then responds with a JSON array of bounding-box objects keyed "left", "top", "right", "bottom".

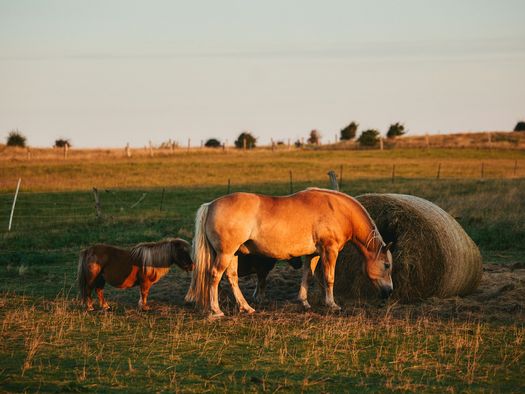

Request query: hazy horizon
[{"left": 1, "top": 0, "right": 524, "bottom": 148}]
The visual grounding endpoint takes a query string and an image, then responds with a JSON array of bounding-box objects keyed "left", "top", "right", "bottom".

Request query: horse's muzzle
[{"left": 379, "top": 286, "right": 393, "bottom": 299}]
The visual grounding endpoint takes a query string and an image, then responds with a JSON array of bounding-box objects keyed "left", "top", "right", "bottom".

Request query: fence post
[
  {"left": 92, "top": 187, "right": 102, "bottom": 218},
  {"left": 481, "top": 162, "right": 484, "bottom": 179},
  {"left": 160, "top": 188, "right": 165, "bottom": 211},
  {"left": 289, "top": 171, "right": 293, "bottom": 194},
  {"left": 339, "top": 164, "right": 343, "bottom": 190},
  {"left": 26, "top": 148, "right": 31, "bottom": 160},
  {"left": 380, "top": 138, "right": 384, "bottom": 151},
  {"left": 391, "top": 164, "right": 396, "bottom": 183},
  {"left": 187, "top": 138, "right": 191, "bottom": 153},
  {"left": 227, "top": 178, "right": 231, "bottom": 194},
  {"left": 327, "top": 170, "right": 339, "bottom": 191},
  {"left": 8, "top": 178, "right": 21, "bottom": 231},
  {"left": 63, "top": 144, "right": 69, "bottom": 159},
  {"left": 125, "top": 143, "right": 132, "bottom": 158},
  {"left": 271, "top": 138, "right": 275, "bottom": 152},
  {"left": 436, "top": 163, "right": 441, "bottom": 180},
  {"left": 288, "top": 138, "right": 291, "bottom": 151},
  {"left": 149, "top": 141, "right": 154, "bottom": 157}
]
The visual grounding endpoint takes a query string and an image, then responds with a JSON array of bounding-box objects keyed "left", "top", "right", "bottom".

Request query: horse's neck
[{"left": 352, "top": 218, "right": 381, "bottom": 258}]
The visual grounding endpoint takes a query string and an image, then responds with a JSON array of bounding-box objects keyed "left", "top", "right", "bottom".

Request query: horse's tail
[
  {"left": 184, "top": 203, "right": 214, "bottom": 308},
  {"left": 77, "top": 249, "right": 90, "bottom": 304}
]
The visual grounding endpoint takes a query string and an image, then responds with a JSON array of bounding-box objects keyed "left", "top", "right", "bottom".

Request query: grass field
[{"left": 0, "top": 148, "right": 524, "bottom": 392}]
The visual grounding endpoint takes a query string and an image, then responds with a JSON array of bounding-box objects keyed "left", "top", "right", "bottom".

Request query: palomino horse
[
  {"left": 186, "top": 188, "right": 393, "bottom": 317},
  {"left": 237, "top": 255, "right": 302, "bottom": 302},
  {"left": 77, "top": 238, "right": 193, "bottom": 311}
]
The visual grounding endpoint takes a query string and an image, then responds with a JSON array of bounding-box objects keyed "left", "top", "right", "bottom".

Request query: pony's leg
[
  {"left": 253, "top": 269, "right": 267, "bottom": 303},
  {"left": 94, "top": 276, "right": 110, "bottom": 310},
  {"left": 321, "top": 246, "right": 341, "bottom": 311},
  {"left": 138, "top": 280, "right": 152, "bottom": 311},
  {"left": 86, "top": 290, "right": 94, "bottom": 311},
  {"left": 208, "top": 253, "right": 231, "bottom": 318},
  {"left": 297, "top": 255, "right": 320, "bottom": 309},
  {"left": 225, "top": 254, "right": 255, "bottom": 314}
]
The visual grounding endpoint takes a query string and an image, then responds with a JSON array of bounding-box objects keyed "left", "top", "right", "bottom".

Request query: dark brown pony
[
  {"left": 77, "top": 238, "right": 193, "bottom": 311},
  {"left": 237, "top": 255, "right": 302, "bottom": 302}
]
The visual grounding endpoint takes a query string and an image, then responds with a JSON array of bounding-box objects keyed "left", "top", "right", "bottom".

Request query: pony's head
[
  {"left": 365, "top": 241, "right": 393, "bottom": 299},
  {"left": 170, "top": 239, "right": 195, "bottom": 272}
]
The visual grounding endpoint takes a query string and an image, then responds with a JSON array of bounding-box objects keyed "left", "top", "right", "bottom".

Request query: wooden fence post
[
  {"left": 339, "top": 164, "right": 343, "bottom": 190},
  {"left": 481, "top": 162, "right": 484, "bottom": 179},
  {"left": 227, "top": 178, "right": 231, "bottom": 194},
  {"left": 63, "top": 144, "right": 69, "bottom": 159},
  {"left": 26, "top": 148, "right": 31, "bottom": 160},
  {"left": 436, "top": 163, "right": 441, "bottom": 180},
  {"left": 187, "top": 138, "right": 191, "bottom": 153},
  {"left": 149, "top": 141, "right": 153, "bottom": 157},
  {"left": 391, "top": 164, "right": 396, "bottom": 183},
  {"left": 327, "top": 170, "right": 339, "bottom": 191},
  {"left": 8, "top": 178, "right": 21, "bottom": 231},
  {"left": 289, "top": 171, "right": 293, "bottom": 194},
  {"left": 380, "top": 138, "right": 384, "bottom": 151},
  {"left": 288, "top": 138, "right": 291, "bottom": 151},
  {"left": 92, "top": 187, "right": 102, "bottom": 218},
  {"left": 125, "top": 143, "right": 131, "bottom": 158}
]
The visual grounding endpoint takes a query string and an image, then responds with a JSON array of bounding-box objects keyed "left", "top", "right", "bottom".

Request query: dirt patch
[{"left": 108, "top": 263, "right": 524, "bottom": 323}]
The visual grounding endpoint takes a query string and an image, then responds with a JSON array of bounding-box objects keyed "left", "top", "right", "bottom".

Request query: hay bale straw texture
[{"left": 331, "top": 194, "right": 482, "bottom": 302}]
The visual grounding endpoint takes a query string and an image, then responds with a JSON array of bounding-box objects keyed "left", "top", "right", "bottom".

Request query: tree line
[{"left": 4, "top": 121, "right": 525, "bottom": 149}]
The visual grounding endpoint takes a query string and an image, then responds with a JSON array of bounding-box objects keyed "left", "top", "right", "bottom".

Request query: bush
[
  {"left": 234, "top": 132, "right": 257, "bottom": 149},
  {"left": 358, "top": 129, "right": 380, "bottom": 147},
  {"left": 514, "top": 121, "right": 525, "bottom": 132},
  {"left": 340, "top": 122, "right": 358, "bottom": 140},
  {"left": 54, "top": 138, "right": 71, "bottom": 148},
  {"left": 386, "top": 122, "right": 406, "bottom": 139},
  {"left": 307, "top": 129, "right": 321, "bottom": 145},
  {"left": 6, "top": 130, "right": 27, "bottom": 147},
  {"left": 205, "top": 138, "right": 222, "bottom": 148}
]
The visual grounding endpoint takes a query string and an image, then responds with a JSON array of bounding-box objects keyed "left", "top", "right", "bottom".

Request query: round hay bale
[{"left": 330, "top": 193, "right": 483, "bottom": 302}]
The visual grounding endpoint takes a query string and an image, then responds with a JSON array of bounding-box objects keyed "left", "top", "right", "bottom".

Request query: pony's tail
[
  {"left": 184, "top": 203, "right": 214, "bottom": 309},
  {"left": 77, "top": 249, "right": 90, "bottom": 304}
]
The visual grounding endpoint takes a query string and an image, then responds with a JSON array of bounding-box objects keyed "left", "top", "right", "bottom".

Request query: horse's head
[
  {"left": 365, "top": 242, "right": 393, "bottom": 299},
  {"left": 171, "top": 239, "right": 195, "bottom": 272}
]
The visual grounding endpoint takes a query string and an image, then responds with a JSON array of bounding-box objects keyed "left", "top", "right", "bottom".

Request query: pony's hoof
[
  {"left": 86, "top": 306, "right": 95, "bottom": 312},
  {"left": 300, "top": 300, "right": 312, "bottom": 310},
  {"left": 102, "top": 304, "right": 111, "bottom": 311},
  {"left": 139, "top": 305, "right": 151, "bottom": 311}
]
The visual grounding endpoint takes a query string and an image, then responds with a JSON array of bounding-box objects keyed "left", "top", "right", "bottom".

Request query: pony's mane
[
  {"left": 306, "top": 187, "right": 385, "bottom": 252},
  {"left": 130, "top": 238, "right": 181, "bottom": 268}
]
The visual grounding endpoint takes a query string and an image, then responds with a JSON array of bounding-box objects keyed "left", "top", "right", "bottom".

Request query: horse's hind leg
[
  {"left": 94, "top": 276, "right": 110, "bottom": 310},
  {"left": 138, "top": 280, "right": 152, "bottom": 311},
  {"left": 225, "top": 254, "right": 255, "bottom": 314},
  {"left": 298, "top": 255, "right": 319, "bottom": 309},
  {"left": 208, "top": 253, "right": 231, "bottom": 318}
]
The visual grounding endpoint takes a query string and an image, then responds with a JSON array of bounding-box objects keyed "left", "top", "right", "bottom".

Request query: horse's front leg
[
  {"left": 225, "top": 254, "right": 255, "bottom": 314},
  {"left": 321, "top": 245, "right": 341, "bottom": 311},
  {"left": 297, "top": 255, "right": 319, "bottom": 309},
  {"left": 94, "top": 276, "right": 110, "bottom": 310}
]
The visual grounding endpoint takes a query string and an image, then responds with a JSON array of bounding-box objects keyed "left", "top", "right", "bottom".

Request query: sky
[{"left": 1, "top": 0, "right": 524, "bottom": 148}]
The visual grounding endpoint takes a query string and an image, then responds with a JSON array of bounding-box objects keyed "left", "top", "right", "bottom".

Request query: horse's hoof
[
  {"left": 102, "top": 305, "right": 111, "bottom": 311},
  {"left": 140, "top": 305, "right": 151, "bottom": 311},
  {"left": 300, "top": 300, "right": 312, "bottom": 310},
  {"left": 86, "top": 306, "right": 95, "bottom": 312},
  {"left": 327, "top": 304, "right": 342, "bottom": 313},
  {"left": 208, "top": 311, "right": 225, "bottom": 320},
  {"left": 241, "top": 306, "right": 256, "bottom": 315}
]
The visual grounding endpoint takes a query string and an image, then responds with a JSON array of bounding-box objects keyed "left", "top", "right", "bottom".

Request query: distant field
[
  {"left": 0, "top": 148, "right": 523, "bottom": 392},
  {"left": 1, "top": 147, "right": 524, "bottom": 192}
]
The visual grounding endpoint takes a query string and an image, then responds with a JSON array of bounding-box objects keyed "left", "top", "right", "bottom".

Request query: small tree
[
  {"left": 6, "top": 130, "right": 27, "bottom": 147},
  {"left": 358, "top": 129, "right": 380, "bottom": 147},
  {"left": 340, "top": 121, "right": 358, "bottom": 141},
  {"left": 54, "top": 138, "right": 71, "bottom": 148},
  {"left": 234, "top": 132, "right": 257, "bottom": 149},
  {"left": 386, "top": 122, "right": 406, "bottom": 139},
  {"left": 204, "top": 138, "right": 221, "bottom": 148},
  {"left": 307, "top": 129, "right": 321, "bottom": 145},
  {"left": 514, "top": 121, "right": 525, "bottom": 132}
]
